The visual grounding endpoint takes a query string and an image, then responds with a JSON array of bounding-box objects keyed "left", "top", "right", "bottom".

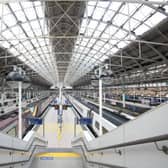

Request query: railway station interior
[{"left": 0, "top": 0, "right": 168, "bottom": 167}]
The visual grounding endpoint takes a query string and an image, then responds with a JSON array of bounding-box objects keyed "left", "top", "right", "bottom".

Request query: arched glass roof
[
  {"left": 0, "top": 1, "right": 167, "bottom": 86},
  {"left": 64, "top": 0, "right": 168, "bottom": 85},
  {"left": 0, "top": 2, "right": 58, "bottom": 85}
]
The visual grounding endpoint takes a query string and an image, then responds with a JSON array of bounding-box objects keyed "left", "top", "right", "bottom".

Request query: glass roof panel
[
  {"left": 135, "top": 24, "right": 150, "bottom": 35},
  {"left": 10, "top": 3, "right": 22, "bottom": 11},
  {"left": 93, "top": 7, "right": 105, "bottom": 20},
  {"left": 113, "top": 13, "right": 128, "bottom": 27},
  {"left": 3, "top": 14, "right": 17, "bottom": 27},
  {"left": 0, "top": 1, "right": 167, "bottom": 86},
  {"left": 109, "top": 2, "right": 122, "bottom": 11},
  {"left": 65, "top": 1, "right": 167, "bottom": 85},
  {"left": 103, "top": 10, "right": 115, "bottom": 22},
  {"left": 0, "top": 2, "right": 58, "bottom": 85},
  {"left": 24, "top": 8, "right": 37, "bottom": 20},
  {"left": 36, "top": 5, "right": 44, "bottom": 18},
  {"left": 146, "top": 13, "right": 166, "bottom": 26}
]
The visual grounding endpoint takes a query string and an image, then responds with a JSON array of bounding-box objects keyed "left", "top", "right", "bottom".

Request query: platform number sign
[
  {"left": 27, "top": 117, "right": 43, "bottom": 125},
  {"left": 77, "top": 117, "right": 93, "bottom": 125}
]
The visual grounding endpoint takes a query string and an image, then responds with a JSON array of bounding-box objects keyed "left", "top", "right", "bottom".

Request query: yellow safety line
[
  {"left": 32, "top": 105, "right": 38, "bottom": 117},
  {"left": 36, "top": 152, "right": 81, "bottom": 158},
  {"left": 57, "top": 123, "right": 63, "bottom": 141},
  {"left": 57, "top": 128, "right": 62, "bottom": 141},
  {"left": 24, "top": 109, "right": 30, "bottom": 114}
]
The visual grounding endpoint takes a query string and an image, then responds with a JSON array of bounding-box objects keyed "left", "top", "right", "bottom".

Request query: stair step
[{"left": 36, "top": 152, "right": 81, "bottom": 158}]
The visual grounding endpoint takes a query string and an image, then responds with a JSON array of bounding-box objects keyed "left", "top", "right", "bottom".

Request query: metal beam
[
  {"left": 1, "top": 35, "right": 168, "bottom": 47},
  {"left": 0, "top": 0, "right": 168, "bottom": 5},
  {"left": 49, "top": 2, "right": 75, "bottom": 33}
]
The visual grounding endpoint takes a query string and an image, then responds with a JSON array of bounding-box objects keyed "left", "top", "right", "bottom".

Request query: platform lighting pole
[
  {"left": 99, "top": 67, "right": 103, "bottom": 136},
  {"left": 1, "top": 79, "right": 5, "bottom": 112},
  {"left": 59, "top": 86, "right": 62, "bottom": 112},
  {"left": 133, "top": 87, "right": 136, "bottom": 101},
  {"left": 104, "top": 92, "right": 106, "bottom": 103},
  {"left": 29, "top": 90, "right": 31, "bottom": 99},
  {"left": 122, "top": 85, "right": 126, "bottom": 108},
  {"left": 160, "top": 85, "right": 162, "bottom": 103},
  {"left": 18, "top": 81, "right": 22, "bottom": 139}
]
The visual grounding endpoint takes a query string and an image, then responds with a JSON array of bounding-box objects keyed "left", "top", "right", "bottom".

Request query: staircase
[{"left": 31, "top": 148, "right": 84, "bottom": 168}]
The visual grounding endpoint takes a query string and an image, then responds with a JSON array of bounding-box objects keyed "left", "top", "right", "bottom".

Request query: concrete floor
[{"left": 37, "top": 100, "right": 83, "bottom": 148}]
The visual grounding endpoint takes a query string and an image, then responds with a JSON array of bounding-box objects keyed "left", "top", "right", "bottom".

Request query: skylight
[
  {"left": 64, "top": 1, "right": 167, "bottom": 85},
  {"left": 0, "top": 2, "right": 58, "bottom": 85},
  {"left": 0, "top": 1, "right": 167, "bottom": 86}
]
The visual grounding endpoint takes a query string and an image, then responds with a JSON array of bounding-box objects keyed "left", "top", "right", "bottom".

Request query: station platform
[
  {"left": 37, "top": 104, "right": 83, "bottom": 148},
  {"left": 0, "top": 96, "right": 167, "bottom": 168},
  {"left": 86, "top": 97, "right": 141, "bottom": 116}
]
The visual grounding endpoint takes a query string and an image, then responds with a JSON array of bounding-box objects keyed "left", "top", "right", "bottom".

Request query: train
[
  {"left": 106, "top": 94, "right": 168, "bottom": 106},
  {"left": 67, "top": 95, "right": 131, "bottom": 136},
  {"left": 84, "top": 92, "right": 168, "bottom": 114},
  {"left": 0, "top": 95, "right": 53, "bottom": 138},
  {"left": 86, "top": 95, "right": 153, "bottom": 114},
  {"left": 0, "top": 90, "right": 51, "bottom": 116}
]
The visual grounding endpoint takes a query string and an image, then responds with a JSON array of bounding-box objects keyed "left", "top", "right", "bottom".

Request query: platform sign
[
  {"left": 65, "top": 99, "right": 69, "bottom": 104},
  {"left": 78, "top": 117, "right": 93, "bottom": 125},
  {"left": 54, "top": 99, "right": 57, "bottom": 103},
  {"left": 50, "top": 99, "right": 58, "bottom": 106},
  {"left": 64, "top": 99, "right": 72, "bottom": 107},
  {"left": 40, "top": 157, "right": 53, "bottom": 160},
  {"left": 27, "top": 117, "right": 43, "bottom": 125}
]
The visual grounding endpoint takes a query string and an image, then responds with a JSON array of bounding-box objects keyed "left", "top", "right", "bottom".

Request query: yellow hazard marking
[
  {"left": 36, "top": 152, "right": 81, "bottom": 158},
  {"left": 32, "top": 105, "right": 38, "bottom": 117},
  {"left": 24, "top": 109, "right": 31, "bottom": 114},
  {"left": 57, "top": 127, "right": 62, "bottom": 141}
]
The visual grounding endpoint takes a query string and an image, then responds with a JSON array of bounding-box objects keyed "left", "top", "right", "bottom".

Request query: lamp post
[
  {"left": 94, "top": 64, "right": 114, "bottom": 136},
  {"left": 18, "top": 81, "right": 22, "bottom": 139},
  {"left": 98, "top": 66, "right": 103, "bottom": 136},
  {"left": 6, "top": 66, "right": 30, "bottom": 139},
  {"left": 121, "top": 77, "right": 126, "bottom": 108}
]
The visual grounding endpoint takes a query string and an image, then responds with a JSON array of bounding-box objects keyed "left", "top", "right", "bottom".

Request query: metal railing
[
  {"left": 72, "top": 103, "right": 168, "bottom": 168},
  {"left": 0, "top": 132, "right": 47, "bottom": 167}
]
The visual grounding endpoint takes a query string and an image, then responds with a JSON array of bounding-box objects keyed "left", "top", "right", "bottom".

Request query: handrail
[
  {"left": 0, "top": 132, "right": 47, "bottom": 167},
  {"left": 0, "top": 136, "right": 46, "bottom": 151},
  {"left": 72, "top": 134, "right": 168, "bottom": 168},
  {"left": 72, "top": 102, "right": 168, "bottom": 168},
  {"left": 0, "top": 144, "right": 46, "bottom": 167},
  {"left": 72, "top": 134, "right": 168, "bottom": 152},
  {"left": 74, "top": 144, "right": 125, "bottom": 168}
]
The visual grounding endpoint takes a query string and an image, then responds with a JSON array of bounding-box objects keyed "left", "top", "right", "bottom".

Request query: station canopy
[{"left": 0, "top": 0, "right": 167, "bottom": 87}]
